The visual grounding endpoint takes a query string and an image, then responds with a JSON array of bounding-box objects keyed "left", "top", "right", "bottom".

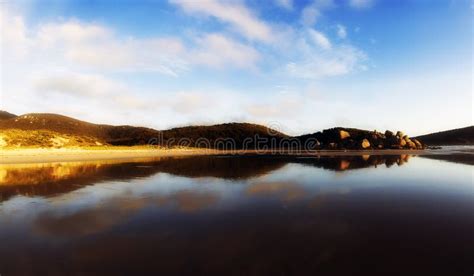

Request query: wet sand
[{"left": 0, "top": 148, "right": 429, "bottom": 164}]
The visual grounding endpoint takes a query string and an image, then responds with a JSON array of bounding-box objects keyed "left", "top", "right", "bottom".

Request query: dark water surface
[{"left": 0, "top": 153, "right": 473, "bottom": 275}]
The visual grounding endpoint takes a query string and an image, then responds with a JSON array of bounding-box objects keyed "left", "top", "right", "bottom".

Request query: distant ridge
[{"left": 414, "top": 126, "right": 474, "bottom": 145}]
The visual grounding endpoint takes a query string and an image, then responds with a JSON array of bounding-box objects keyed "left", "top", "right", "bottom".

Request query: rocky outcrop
[{"left": 302, "top": 128, "right": 425, "bottom": 150}]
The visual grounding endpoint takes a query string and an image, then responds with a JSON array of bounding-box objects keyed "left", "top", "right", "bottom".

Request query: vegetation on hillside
[
  {"left": 0, "top": 129, "right": 104, "bottom": 148},
  {"left": 161, "top": 123, "right": 288, "bottom": 149}
]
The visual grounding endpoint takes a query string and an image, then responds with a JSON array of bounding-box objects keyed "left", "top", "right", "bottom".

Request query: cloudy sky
[{"left": 0, "top": 0, "right": 472, "bottom": 136}]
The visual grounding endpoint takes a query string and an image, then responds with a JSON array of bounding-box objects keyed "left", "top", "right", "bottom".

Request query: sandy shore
[{"left": 0, "top": 147, "right": 430, "bottom": 164}]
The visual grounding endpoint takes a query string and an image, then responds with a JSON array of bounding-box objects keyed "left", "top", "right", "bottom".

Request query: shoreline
[{"left": 0, "top": 147, "right": 430, "bottom": 164}]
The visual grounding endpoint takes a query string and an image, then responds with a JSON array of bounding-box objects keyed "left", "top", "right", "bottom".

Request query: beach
[{"left": 0, "top": 147, "right": 429, "bottom": 164}]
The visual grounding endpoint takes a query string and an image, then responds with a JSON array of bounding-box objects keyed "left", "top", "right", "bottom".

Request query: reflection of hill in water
[
  {"left": 0, "top": 155, "right": 412, "bottom": 201},
  {"left": 418, "top": 153, "right": 474, "bottom": 166},
  {"left": 0, "top": 156, "right": 287, "bottom": 201}
]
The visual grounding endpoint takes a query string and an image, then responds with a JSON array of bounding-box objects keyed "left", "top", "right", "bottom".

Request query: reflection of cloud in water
[
  {"left": 155, "top": 190, "right": 220, "bottom": 213},
  {"left": 33, "top": 189, "right": 220, "bottom": 238},
  {"left": 34, "top": 203, "right": 137, "bottom": 237},
  {"left": 246, "top": 181, "right": 306, "bottom": 202}
]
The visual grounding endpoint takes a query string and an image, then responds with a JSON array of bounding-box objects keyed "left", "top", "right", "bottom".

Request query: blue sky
[{"left": 1, "top": 0, "right": 472, "bottom": 135}]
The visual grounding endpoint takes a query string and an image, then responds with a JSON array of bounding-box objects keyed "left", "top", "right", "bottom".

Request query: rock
[
  {"left": 385, "top": 130, "right": 394, "bottom": 138},
  {"left": 396, "top": 155, "right": 410, "bottom": 165},
  {"left": 321, "top": 128, "right": 346, "bottom": 143},
  {"left": 406, "top": 141, "right": 416, "bottom": 149},
  {"left": 369, "top": 133, "right": 384, "bottom": 148},
  {"left": 402, "top": 136, "right": 415, "bottom": 149},
  {"left": 339, "top": 160, "right": 351, "bottom": 170},
  {"left": 413, "top": 139, "right": 423, "bottom": 149},
  {"left": 316, "top": 128, "right": 421, "bottom": 151},
  {"left": 384, "top": 136, "right": 398, "bottom": 148},
  {"left": 401, "top": 155, "right": 410, "bottom": 162},
  {"left": 341, "top": 139, "right": 356, "bottom": 149},
  {"left": 399, "top": 138, "right": 407, "bottom": 147},
  {"left": 361, "top": 139, "right": 371, "bottom": 149},
  {"left": 339, "top": 130, "right": 350, "bottom": 140}
]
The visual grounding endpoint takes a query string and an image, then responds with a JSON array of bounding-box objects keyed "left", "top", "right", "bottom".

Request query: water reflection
[
  {"left": 419, "top": 153, "right": 474, "bottom": 165},
  {"left": 245, "top": 181, "right": 307, "bottom": 202},
  {"left": 294, "top": 154, "right": 412, "bottom": 170},
  {"left": 0, "top": 155, "right": 415, "bottom": 201},
  {"left": 0, "top": 154, "right": 473, "bottom": 275},
  {"left": 0, "top": 156, "right": 288, "bottom": 201}
]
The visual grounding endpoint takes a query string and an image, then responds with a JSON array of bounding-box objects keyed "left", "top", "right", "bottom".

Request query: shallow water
[{"left": 0, "top": 153, "right": 473, "bottom": 275}]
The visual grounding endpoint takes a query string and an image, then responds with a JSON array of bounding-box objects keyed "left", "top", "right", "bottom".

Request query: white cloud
[
  {"left": 336, "top": 24, "right": 347, "bottom": 39},
  {"left": 246, "top": 97, "right": 302, "bottom": 119},
  {"left": 191, "top": 33, "right": 260, "bottom": 69},
  {"left": 171, "top": 92, "right": 208, "bottom": 113},
  {"left": 34, "top": 73, "right": 127, "bottom": 97},
  {"left": 32, "top": 72, "right": 163, "bottom": 113},
  {"left": 300, "top": 0, "right": 335, "bottom": 26},
  {"left": 301, "top": 6, "right": 321, "bottom": 26},
  {"left": 275, "top": 0, "right": 293, "bottom": 10},
  {"left": 349, "top": 0, "right": 374, "bottom": 9},
  {"left": 0, "top": 8, "right": 29, "bottom": 59},
  {"left": 170, "top": 0, "right": 273, "bottom": 42},
  {"left": 286, "top": 30, "right": 366, "bottom": 79},
  {"left": 308, "top": 29, "right": 332, "bottom": 50},
  {"left": 2, "top": 8, "right": 262, "bottom": 77},
  {"left": 287, "top": 47, "right": 366, "bottom": 79},
  {"left": 34, "top": 20, "right": 189, "bottom": 77},
  {"left": 37, "top": 21, "right": 112, "bottom": 45}
]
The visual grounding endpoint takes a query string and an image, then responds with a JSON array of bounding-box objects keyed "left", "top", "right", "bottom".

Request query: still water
[{"left": 0, "top": 153, "right": 472, "bottom": 275}]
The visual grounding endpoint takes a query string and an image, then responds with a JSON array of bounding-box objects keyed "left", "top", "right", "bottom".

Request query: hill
[
  {"left": 0, "top": 113, "right": 286, "bottom": 148},
  {"left": 414, "top": 126, "right": 474, "bottom": 145},
  {"left": 0, "top": 111, "right": 17, "bottom": 120},
  {"left": 161, "top": 123, "right": 288, "bottom": 149},
  {"left": 0, "top": 111, "right": 428, "bottom": 150},
  {"left": 0, "top": 113, "right": 113, "bottom": 138}
]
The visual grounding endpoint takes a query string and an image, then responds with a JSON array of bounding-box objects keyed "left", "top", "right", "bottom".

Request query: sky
[{"left": 0, "top": 0, "right": 472, "bottom": 136}]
